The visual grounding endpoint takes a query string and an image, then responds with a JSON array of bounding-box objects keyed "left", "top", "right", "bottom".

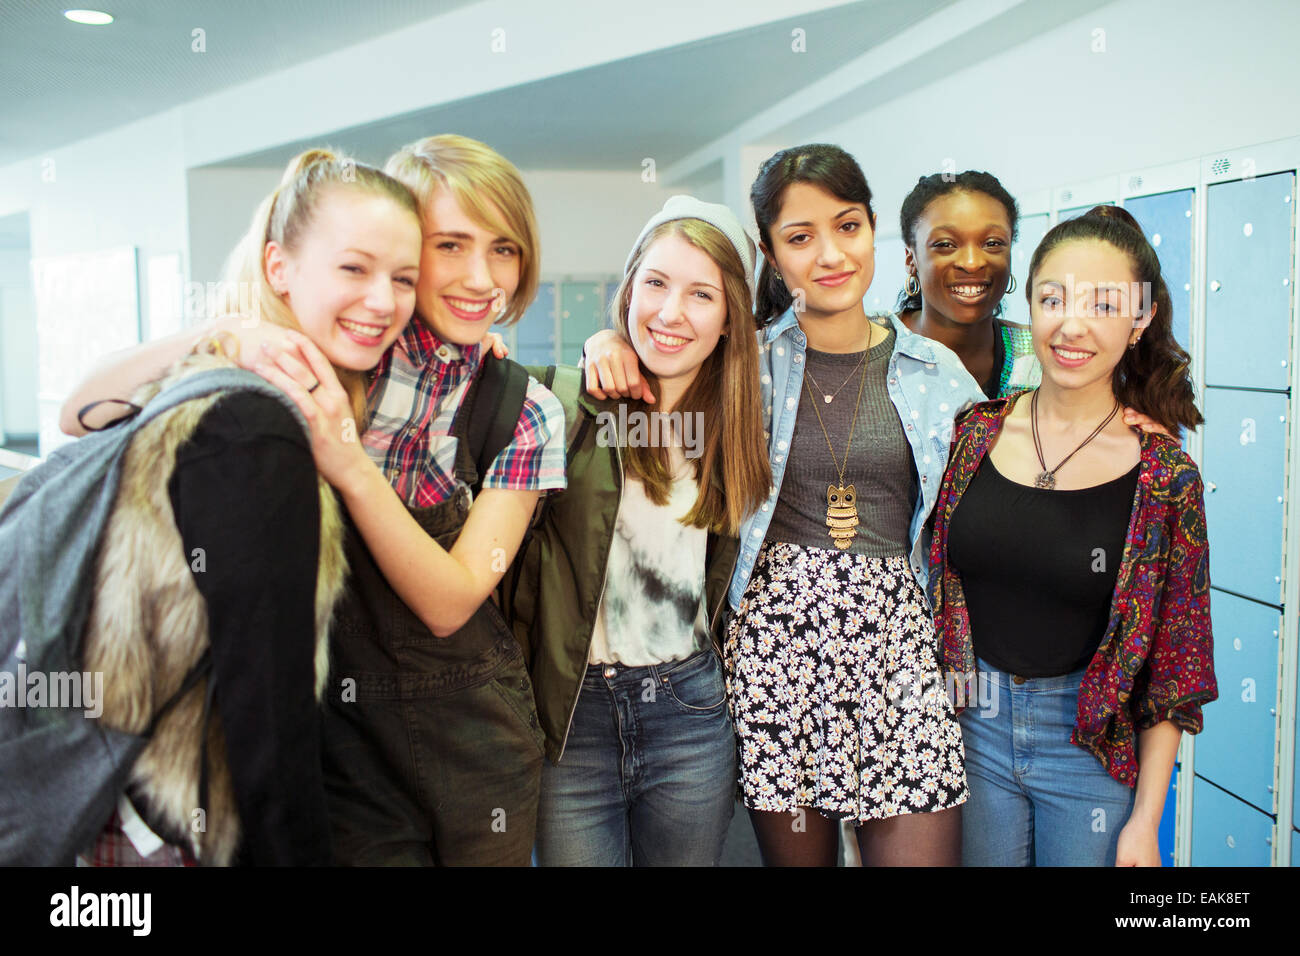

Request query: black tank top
[{"left": 947, "top": 454, "right": 1139, "bottom": 677}]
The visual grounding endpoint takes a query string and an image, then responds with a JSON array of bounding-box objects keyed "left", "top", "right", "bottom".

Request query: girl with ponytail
[
  {"left": 928, "top": 205, "right": 1217, "bottom": 866},
  {"left": 68, "top": 148, "right": 423, "bottom": 865}
]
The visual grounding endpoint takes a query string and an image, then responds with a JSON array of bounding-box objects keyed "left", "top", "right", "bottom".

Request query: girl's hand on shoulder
[
  {"left": 1122, "top": 407, "right": 1171, "bottom": 436},
  {"left": 583, "top": 329, "right": 654, "bottom": 403},
  {"left": 1115, "top": 819, "right": 1162, "bottom": 867},
  {"left": 482, "top": 330, "right": 509, "bottom": 360},
  {"left": 252, "top": 331, "right": 372, "bottom": 493}
]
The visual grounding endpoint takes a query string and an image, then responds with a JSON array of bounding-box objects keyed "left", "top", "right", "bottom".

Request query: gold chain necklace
[{"left": 803, "top": 329, "right": 873, "bottom": 550}]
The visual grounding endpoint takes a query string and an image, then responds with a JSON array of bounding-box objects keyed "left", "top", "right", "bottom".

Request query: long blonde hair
[
  {"left": 385, "top": 134, "right": 540, "bottom": 325},
  {"left": 612, "top": 219, "right": 771, "bottom": 535},
  {"left": 212, "top": 148, "right": 421, "bottom": 420}
]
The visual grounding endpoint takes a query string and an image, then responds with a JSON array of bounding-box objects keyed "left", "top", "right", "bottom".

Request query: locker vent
[
  {"left": 1211, "top": 157, "right": 1231, "bottom": 176},
  {"left": 1060, "top": 189, "right": 1073, "bottom": 202},
  {"left": 1128, "top": 175, "right": 1143, "bottom": 191}
]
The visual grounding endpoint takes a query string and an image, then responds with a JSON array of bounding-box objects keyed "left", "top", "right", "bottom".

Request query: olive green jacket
[{"left": 499, "top": 366, "right": 739, "bottom": 763}]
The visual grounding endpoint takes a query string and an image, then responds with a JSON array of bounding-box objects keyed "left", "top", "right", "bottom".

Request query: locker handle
[
  {"left": 1210, "top": 280, "right": 1222, "bottom": 292},
  {"left": 1206, "top": 482, "right": 1216, "bottom": 493}
]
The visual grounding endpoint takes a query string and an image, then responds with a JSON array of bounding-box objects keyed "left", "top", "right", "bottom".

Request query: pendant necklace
[
  {"left": 803, "top": 349, "right": 867, "bottom": 403},
  {"left": 804, "top": 330, "right": 873, "bottom": 549},
  {"left": 1030, "top": 389, "right": 1121, "bottom": 490}
]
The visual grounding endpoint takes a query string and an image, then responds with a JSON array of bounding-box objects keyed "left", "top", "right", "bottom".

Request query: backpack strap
[
  {"left": 456, "top": 354, "right": 531, "bottom": 498},
  {"left": 543, "top": 365, "right": 594, "bottom": 470},
  {"left": 501, "top": 365, "right": 592, "bottom": 628}
]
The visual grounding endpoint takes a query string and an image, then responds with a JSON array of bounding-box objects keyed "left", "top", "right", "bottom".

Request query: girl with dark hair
[
  {"left": 929, "top": 205, "right": 1216, "bottom": 866},
  {"left": 896, "top": 171, "right": 1034, "bottom": 398}
]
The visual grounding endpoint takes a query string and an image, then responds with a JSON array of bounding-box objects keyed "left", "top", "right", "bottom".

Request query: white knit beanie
[{"left": 624, "top": 195, "right": 757, "bottom": 300}]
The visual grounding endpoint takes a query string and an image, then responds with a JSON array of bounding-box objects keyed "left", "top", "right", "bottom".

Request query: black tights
[{"left": 748, "top": 805, "right": 961, "bottom": 867}]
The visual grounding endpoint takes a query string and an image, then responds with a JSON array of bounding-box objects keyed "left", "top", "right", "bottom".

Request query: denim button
[
  {"left": 604, "top": 666, "right": 617, "bottom": 678},
  {"left": 1012, "top": 675, "right": 1026, "bottom": 685}
]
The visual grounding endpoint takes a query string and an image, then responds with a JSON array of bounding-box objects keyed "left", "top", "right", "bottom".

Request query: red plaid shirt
[{"left": 362, "top": 321, "right": 566, "bottom": 507}]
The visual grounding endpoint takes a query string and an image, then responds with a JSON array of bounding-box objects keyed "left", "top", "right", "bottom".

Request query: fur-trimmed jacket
[{"left": 81, "top": 352, "right": 347, "bottom": 865}]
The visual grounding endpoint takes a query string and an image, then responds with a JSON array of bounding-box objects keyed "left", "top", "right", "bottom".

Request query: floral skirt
[{"left": 724, "top": 542, "right": 968, "bottom": 822}]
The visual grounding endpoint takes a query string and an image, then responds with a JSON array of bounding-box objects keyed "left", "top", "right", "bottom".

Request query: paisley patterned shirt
[{"left": 928, "top": 393, "right": 1217, "bottom": 787}]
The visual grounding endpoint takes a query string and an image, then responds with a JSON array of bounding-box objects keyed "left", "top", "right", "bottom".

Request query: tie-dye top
[{"left": 928, "top": 393, "right": 1218, "bottom": 787}]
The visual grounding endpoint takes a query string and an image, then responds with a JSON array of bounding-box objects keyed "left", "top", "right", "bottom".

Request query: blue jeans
[
  {"left": 959, "top": 658, "right": 1136, "bottom": 866},
  {"left": 535, "top": 650, "right": 737, "bottom": 866}
]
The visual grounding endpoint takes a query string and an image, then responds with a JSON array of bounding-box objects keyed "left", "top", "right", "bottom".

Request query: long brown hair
[
  {"left": 1026, "top": 205, "right": 1202, "bottom": 434},
  {"left": 611, "top": 219, "right": 772, "bottom": 535}
]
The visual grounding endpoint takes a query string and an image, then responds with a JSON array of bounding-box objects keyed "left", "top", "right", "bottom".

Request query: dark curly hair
[
  {"left": 1026, "top": 204, "right": 1202, "bottom": 435},
  {"left": 896, "top": 170, "right": 1019, "bottom": 314}
]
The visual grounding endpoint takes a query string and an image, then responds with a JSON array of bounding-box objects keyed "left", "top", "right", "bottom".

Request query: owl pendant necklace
[{"left": 804, "top": 334, "right": 872, "bottom": 550}]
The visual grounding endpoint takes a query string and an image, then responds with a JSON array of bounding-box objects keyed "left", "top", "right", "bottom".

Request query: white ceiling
[
  {"left": 0, "top": 0, "right": 479, "bottom": 166},
  {"left": 2, "top": 0, "right": 968, "bottom": 173}
]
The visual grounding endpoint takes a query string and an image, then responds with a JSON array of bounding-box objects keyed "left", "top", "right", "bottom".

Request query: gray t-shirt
[{"left": 767, "top": 325, "right": 917, "bottom": 557}]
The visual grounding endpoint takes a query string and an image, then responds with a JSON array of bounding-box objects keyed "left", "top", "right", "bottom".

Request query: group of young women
[{"left": 60, "top": 131, "right": 1217, "bottom": 867}]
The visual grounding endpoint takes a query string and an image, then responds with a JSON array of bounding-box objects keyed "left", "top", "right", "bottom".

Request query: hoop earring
[
  {"left": 904, "top": 274, "right": 921, "bottom": 297},
  {"left": 1006, "top": 274, "right": 1017, "bottom": 295}
]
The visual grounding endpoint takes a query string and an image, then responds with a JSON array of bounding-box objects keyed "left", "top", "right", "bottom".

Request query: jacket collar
[
  {"left": 762, "top": 306, "right": 802, "bottom": 344},
  {"left": 887, "top": 311, "right": 943, "bottom": 365}
]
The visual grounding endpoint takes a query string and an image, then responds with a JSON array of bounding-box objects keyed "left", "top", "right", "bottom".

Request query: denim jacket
[{"left": 728, "top": 308, "right": 986, "bottom": 609}]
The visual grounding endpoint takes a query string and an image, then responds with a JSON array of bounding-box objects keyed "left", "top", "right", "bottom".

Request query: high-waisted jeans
[
  {"left": 535, "top": 650, "right": 737, "bottom": 866},
  {"left": 959, "top": 657, "right": 1135, "bottom": 866}
]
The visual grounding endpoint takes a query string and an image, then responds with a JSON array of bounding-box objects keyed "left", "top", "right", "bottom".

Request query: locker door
[
  {"left": 1004, "top": 212, "right": 1049, "bottom": 329},
  {"left": 558, "top": 281, "right": 607, "bottom": 366},
  {"left": 1190, "top": 777, "right": 1274, "bottom": 865},
  {"left": 514, "top": 280, "right": 556, "bottom": 366},
  {"left": 1194, "top": 592, "right": 1280, "bottom": 808},
  {"left": 1124, "top": 190, "right": 1194, "bottom": 352},
  {"left": 1204, "top": 172, "right": 1295, "bottom": 390},
  {"left": 1057, "top": 202, "right": 1112, "bottom": 221},
  {"left": 1201, "top": 389, "right": 1288, "bottom": 604},
  {"left": 1158, "top": 770, "right": 1178, "bottom": 866}
]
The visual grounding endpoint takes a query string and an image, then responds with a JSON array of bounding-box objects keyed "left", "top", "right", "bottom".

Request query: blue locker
[
  {"left": 1124, "top": 190, "right": 1194, "bottom": 352},
  {"left": 1158, "top": 769, "right": 1177, "bottom": 866},
  {"left": 1204, "top": 172, "right": 1295, "bottom": 390},
  {"left": 1190, "top": 776, "right": 1273, "bottom": 865},
  {"left": 1003, "top": 212, "right": 1050, "bottom": 329},
  {"left": 515, "top": 281, "right": 556, "bottom": 366},
  {"left": 559, "top": 281, "right": 606, "bottom": 366},
  {"left": 1201, "top": 389, "right": 1287, "bottom": 605},
  {"left": 1194, "top": 592, "right": 1280, "bottom": 808}
]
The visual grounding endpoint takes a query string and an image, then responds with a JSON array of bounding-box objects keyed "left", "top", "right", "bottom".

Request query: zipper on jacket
[{"left": 556, "top": 432, "right": 623, "bottom": 763}]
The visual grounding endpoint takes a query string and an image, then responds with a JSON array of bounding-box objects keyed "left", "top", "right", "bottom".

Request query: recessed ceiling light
[{"left": 64, "top": 9, "right": 114, "bottom": 25}]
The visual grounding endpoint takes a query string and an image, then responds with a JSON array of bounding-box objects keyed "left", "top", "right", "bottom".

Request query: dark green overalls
[{"left": 319, "top": 385, "right": 545, "bottom": 866}]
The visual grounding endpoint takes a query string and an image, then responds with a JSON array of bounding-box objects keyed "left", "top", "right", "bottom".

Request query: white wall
[
  {"left": 807, "top": 0, "right": 1300, "bottom": 237},
  {"left": 0, "top": 242, "right": 38, "bottom": 437},
  {"left": 522, "top": 170, "right": 676, "bottom": 275},
  {"left": 0, "top": 109, "right": 190, "bottom": 453},
  {"left": 187, "top": 166, "right": 283, "bottom": 288}
]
